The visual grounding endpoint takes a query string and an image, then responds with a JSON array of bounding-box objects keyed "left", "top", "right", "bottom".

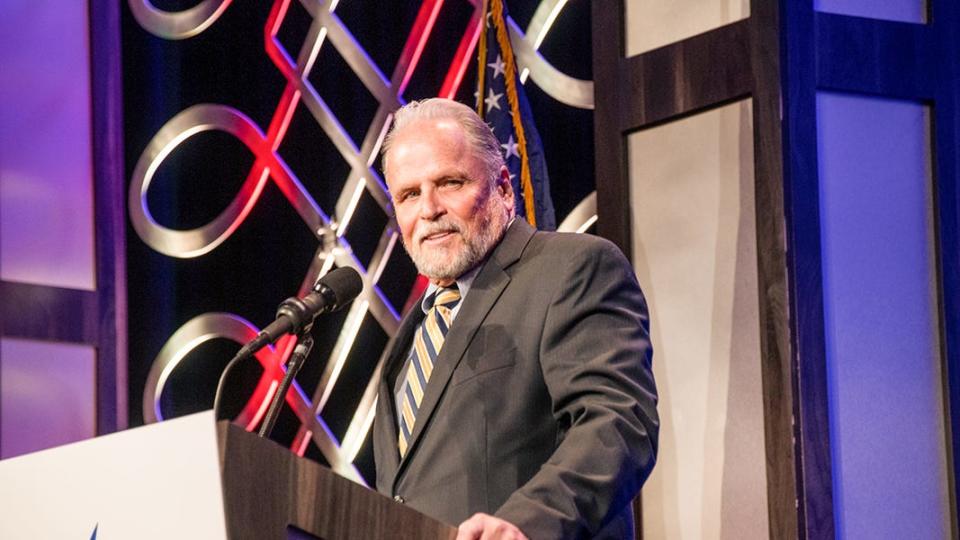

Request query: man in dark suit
[{"left": 373, "top": 98, "right": 658, "bottom": 539}]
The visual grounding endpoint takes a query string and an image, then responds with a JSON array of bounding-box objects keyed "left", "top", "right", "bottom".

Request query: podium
[{"left": 0, "top": 411, "right": 456, "bottom": 539}]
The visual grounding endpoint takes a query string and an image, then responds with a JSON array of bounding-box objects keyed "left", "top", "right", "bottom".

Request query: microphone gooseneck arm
[{"left": 257, "top": 330, "right": 314, "bottom": 439}]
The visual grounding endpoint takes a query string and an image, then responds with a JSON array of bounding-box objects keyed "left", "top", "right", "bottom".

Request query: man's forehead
[
  {"left": 385, "top": 121, "right": 471, "bottom": 178},
  {"left": 391, "top": 117, "right": 465, "bottom": 148}
]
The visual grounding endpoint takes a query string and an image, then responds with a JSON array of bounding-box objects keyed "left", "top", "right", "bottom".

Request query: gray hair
[{"left": 381, "top": 98, "right": 505, "bottom": 184}]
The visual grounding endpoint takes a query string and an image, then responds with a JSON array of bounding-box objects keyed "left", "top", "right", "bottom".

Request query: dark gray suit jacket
[{"left": 373, "top": 220, "right": 658, "bottom": 539}]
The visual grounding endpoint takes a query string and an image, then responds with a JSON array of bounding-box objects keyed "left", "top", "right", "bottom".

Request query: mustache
[{"left": 414, "top": 220, "right": 463, "bottom": 244}]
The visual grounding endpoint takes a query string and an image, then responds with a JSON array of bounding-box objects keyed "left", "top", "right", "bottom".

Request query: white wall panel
[
  {"left": 628, "top": 99, "right": 768, "bottom": 539},
  {"left": 624, "top": 0, "right": 749, "bottom": 57}
]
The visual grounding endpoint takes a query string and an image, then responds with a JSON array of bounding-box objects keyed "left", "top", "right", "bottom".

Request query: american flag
[{"left": 476, "top": 0, "right": 556, "bottom": 230}]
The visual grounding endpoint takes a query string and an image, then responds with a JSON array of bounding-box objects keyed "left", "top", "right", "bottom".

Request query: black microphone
[{"left": 238, "top": 267, "right": 363, "bottom": 356}]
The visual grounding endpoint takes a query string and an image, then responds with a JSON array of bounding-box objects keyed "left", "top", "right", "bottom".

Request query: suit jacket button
[{"left": 393, "top": 495, "right": 405, "bottom": 504}]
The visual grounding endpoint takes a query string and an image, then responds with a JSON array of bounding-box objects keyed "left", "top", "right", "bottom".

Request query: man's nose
[{"left": 418, "top": 189, "right": 444, "bottom": 219}]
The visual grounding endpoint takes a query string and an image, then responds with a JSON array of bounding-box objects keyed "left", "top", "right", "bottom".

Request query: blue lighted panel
[
  {"left": 817, "top": 92, "right": 949, "bottom": 538},
  {"left": 0, "top": 0, "right": 95, "bottom": 291},
  {"left": 814, "top": 0, "right": 926, "bottom": 23},
  {"left": 1, "top": 339, "right": 97, "bottom": 459}
]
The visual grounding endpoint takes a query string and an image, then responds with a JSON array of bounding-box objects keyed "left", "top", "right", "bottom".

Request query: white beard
[{"left": 405, "top": 192, "right": 510, "bottom": 282}]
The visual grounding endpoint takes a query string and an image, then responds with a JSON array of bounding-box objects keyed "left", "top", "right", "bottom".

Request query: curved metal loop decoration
[
  {"left": 143, "top": 311, "right": 368, "bottom": 485},
  {"left": 557, "top": 191, "right": 597, "bottom": 234},
  {"left": 128, "top": 104, "right": 271, "bottom": 258},
  {"left": 465, "top": 0, "right": 593, "bottom": 108},
  {"left": 142, "top": 312, "right": 276, "bottom": 424},
  {"left": 509, "top": 1, "right": 594, "bottom": 109},
  {"left": 128, "top": 0, "right": 233, "bottom": 40},
  {"left": 525, "top": 0, "right": 566, "bottom": 50}
]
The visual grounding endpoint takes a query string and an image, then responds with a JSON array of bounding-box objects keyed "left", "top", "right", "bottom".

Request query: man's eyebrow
[
  {"left": 391, "top": 186, "right": 413, "bottom": 198},
  {"left": 386, "top": 171, "right": 474, "bottom": 200},
  {"left": 440, "top": 170, "right": 474, "bottom": 181}
]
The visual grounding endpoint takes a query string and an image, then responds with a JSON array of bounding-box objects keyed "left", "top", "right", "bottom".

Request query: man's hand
[{"left": 456, "top": 513, "right": 529, "bottom": 540}]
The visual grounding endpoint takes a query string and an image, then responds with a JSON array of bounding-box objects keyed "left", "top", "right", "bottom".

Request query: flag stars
[
  {"left": 487, "top": 54, "right": 506, "bottom": 79},
  {"left": 485, "top": 88, "right": 504, "bottom": 113},
  {"left": 501, "top": 135, "right": 520, "bottom": 160}
]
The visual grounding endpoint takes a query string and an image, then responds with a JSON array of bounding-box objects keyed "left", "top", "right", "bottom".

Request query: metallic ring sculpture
[
  {"left": 142, "top": 312, "right": 275, "bottom": 425},
  {"left": 127, "top": 0, "right": 233, "bottom": 40},
  {"left": 128, "top": 104, "right": 271, "bottom": 258}
]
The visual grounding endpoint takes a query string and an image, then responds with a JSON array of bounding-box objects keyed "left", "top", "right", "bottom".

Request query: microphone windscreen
[{"left": 318, "top": 267, "right": 363, "bottom": 309}]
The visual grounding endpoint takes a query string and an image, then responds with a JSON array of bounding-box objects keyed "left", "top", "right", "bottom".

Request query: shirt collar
[{"left": 420, "top": 264, "right": 481, "bottom": 315}]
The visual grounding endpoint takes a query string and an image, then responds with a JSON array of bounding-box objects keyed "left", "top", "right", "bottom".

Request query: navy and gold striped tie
[{"left": 398, "top": 285, "right": 461, "bottom": 456}]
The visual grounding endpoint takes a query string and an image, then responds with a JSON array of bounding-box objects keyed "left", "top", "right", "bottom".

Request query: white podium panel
[{"left": 0, "top": 411, "right": 227, "bottom": 539}]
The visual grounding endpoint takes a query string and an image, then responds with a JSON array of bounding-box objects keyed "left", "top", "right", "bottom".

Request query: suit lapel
[{"left": 393, "top": 220, "right": 536, "bottom": 483}]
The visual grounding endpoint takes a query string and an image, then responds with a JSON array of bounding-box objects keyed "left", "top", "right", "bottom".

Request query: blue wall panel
[
  {"left": 815, "top": 0, "right": 926, "bottom": 23},
  {"left": 817, "top": 92, "right": 950, "bottom": 539}
]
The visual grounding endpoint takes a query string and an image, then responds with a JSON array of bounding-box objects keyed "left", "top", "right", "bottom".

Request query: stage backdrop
[{"left": 121, "top": 0, "right": 595, "bottom": 486}]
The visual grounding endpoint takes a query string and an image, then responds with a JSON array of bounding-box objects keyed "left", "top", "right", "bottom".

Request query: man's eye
[
  {"left": 442, "top": 179, "right": 464, "bottom": 189},
  {"left": 398, "top": 190, "right": 418, "bottom": 202}
]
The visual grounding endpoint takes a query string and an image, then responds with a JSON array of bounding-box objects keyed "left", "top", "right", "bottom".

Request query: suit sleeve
[{"left": 494, "top": 238, "right": 659, "bottom": 538}]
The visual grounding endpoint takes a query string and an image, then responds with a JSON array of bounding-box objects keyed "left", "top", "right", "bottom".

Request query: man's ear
[{"left": 497, "top": 165, "right": 514, "bottom": 203}]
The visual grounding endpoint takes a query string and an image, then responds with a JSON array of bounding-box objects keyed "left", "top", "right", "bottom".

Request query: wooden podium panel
[{"left": 218, "top": 419, "right": 456, "bottom": 539}]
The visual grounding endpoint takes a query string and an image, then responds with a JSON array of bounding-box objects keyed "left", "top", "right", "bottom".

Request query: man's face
[{"left": 384, "top": 118, "right": 514, "bottom": 286}]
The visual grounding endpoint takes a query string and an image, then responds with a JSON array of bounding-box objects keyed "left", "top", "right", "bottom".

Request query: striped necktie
[{"left": 397, "top": 285, "right": 461, "bottom": 457}]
